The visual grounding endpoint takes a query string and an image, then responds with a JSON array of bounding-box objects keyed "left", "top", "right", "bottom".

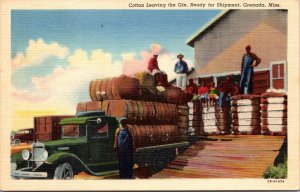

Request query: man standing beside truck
[{"left": 114, "top": 117, "right": 134, "bottom": 179}]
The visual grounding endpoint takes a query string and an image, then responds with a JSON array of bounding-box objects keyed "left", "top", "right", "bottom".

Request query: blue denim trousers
[
  {"left": 219, "top": 92, "right": 231, "bottom": 108},
  {"left": 240, "top": 67, "right": 253, "bottom": 94}
]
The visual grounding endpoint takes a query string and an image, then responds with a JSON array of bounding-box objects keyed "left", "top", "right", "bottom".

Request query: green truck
[{"left": 11, "top": 112, "right": 190, "bottom": 179}]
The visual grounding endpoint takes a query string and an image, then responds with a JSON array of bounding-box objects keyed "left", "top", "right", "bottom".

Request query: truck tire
[
  {"left": 14, "top": 139, "right": 20, "bottom": 144},
  {"left": 54, "top": 162, "right": 74, "bottom": 179}
]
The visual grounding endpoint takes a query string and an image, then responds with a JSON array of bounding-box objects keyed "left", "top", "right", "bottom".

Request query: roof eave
[{"left": 186, "top": 10, "right": 232, "bottom": 47}]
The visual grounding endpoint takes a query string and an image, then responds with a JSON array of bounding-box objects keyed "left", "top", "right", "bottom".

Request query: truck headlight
[
  {"left": 22, "top": 149, "right": 30, "bottom": 160},
  {"left": 39, "top": 149, "right": 48, "bottom": 161}
]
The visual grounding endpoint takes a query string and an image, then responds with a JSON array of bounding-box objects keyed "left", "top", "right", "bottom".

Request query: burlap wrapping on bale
[
  {"left": 203, "top": 119, "right": 216, "bottom": 126},
  {"left": 134, "top": 72, "right": 156, "bottom": 101},
  {"left": 261, "top": 92, "right": 287, "bottom": 98},
  {"left": 202, "top": 125, "right": 219, "bottom": 135},
  {"left": 202, "top": 106, "right": 230, "bottom": 114},
  {"left": 128, "top": 124, "right": 180, "bottom": 148},
  {"left": 178, "top": 105, "right": 189, "bottom": 110},
  {"left": 233, "top": 125, "right": 261, "bottom": 135},
  {"left": 261, "top": 111, "right": 287, "bottom": 118},
  {"left": 101, "top": 100, "right": 178, "bottom": 124},
  {"left": 260, "top": 103, "right": 287, "bottom": 111},
  {"left": 90, "top": 76, "right": 141, "bottom": 101},
  {"left": 177, "top": 121, "right": 189, "bottom": 128},
  {"left": 261, "top": 125, "right": 287, "bottom": 136},
  {"left": 231, "top": 99, "right": 260, "bottom": 106},
  {"left": 202, "top": 112, "right": 231, "bottom": 120},
  {"left": 231, "top": 105, "right": 260, "bottom": 112},
  {"left": 178, "top": 108, "right": 189, "bottom": 116},
  {"left": 261, "top": 97, "right": 287, "bottom": 104},
  {"left": 76, "top": 101, "right": 102, "bottom": 113},
  {"left": 261, "top": 118, "right": 287, "bottom": 125},
  {"left": 178, "top": 115, "right": 189, "bottom": 122},
  {"left": 134, "top": 71, "right": 155, "bottom": 88},
  {"left": 232, "top": 118, "right": 261, "bottom": 126},
  {"left": 232, "top": 111, "right": 261, "bottom": 119},
  {"left": 200, "top": 124, "right": 231, "bottom": 133},
  {"left": 231, "top": 94, "right": 261, "bottom": 100}
]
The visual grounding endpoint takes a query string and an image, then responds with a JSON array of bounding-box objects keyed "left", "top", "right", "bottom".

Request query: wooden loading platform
[{"left": 152, "top": 135, "right": 286, "bottom": 178}]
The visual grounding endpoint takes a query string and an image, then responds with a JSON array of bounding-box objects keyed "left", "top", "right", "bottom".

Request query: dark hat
[
  {"left": 245, "top": 45, "right": 251, "bottom": 49},
  {"left": 119, "top": 117, "right": 127, "bottom": 123}
]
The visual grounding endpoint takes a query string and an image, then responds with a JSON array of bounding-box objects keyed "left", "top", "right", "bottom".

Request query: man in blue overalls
[
  {"left": 240, "top": 45, "right": 261, "bottom": 94},
  {"left": 114, "top": 117, "right": 134, "bottom": 179}
]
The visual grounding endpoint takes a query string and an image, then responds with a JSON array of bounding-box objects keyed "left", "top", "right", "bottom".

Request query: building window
[{"left": 270, "top": 61, "right": 287, "bottom": 90}]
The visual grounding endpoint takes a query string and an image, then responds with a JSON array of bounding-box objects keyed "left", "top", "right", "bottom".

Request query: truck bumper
[{"left": 11, "top": 167, "right": 48, "bottom": 179}]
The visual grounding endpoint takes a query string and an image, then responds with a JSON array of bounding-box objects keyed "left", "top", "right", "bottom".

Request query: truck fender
[
  {"left": 45, "top": 152, "right": 89, "bottom": 175},
  {"left": 46, "top": 152, "right": 118, "bottom": 177}
]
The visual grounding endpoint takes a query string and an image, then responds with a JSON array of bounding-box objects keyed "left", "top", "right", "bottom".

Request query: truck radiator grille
[{"left": 32, "top": 147, "right": 44, "bottom": 169}]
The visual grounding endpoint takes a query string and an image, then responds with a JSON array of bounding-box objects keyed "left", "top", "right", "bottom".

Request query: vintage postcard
[{"left": 0, "top": 0, "right": 299, "bottom": 191}]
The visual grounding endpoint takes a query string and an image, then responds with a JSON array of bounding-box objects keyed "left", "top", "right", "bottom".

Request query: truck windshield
[{"left": 62, "top": 124, "right": 86, "bottom": 138}]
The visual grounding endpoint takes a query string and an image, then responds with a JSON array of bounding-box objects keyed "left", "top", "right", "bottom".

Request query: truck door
[{"left": 87, "top": 121, "right": 117, "bottom": 173}]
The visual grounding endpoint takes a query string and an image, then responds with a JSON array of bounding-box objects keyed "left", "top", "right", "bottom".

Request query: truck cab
[{"left": 11, "top": 113, "right": 120, "bottom": 179}]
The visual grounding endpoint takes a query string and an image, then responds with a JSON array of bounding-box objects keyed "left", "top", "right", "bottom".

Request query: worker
[
  {"left": 208, "top": 82, "right": 219, "bottom": 107},
  {"left": 174, "top": 53, "right": 188, "bottom": 90},
  {"left": 218, "top": 75, "right": 235, "bottom": 112},
  {"left": 240, "top": 45, "right": 261, "bottom": 94},
  {"left": 185, "top": 78, "right": 198, "bottom": 102},
  {"left": 114, "top": 117, "right": 134, "bottom": 179},
  {"left": 148, "top": 54, "right": 167, "bottom": 86},
  {"left": 198, "top": 80, "right": 209, "bottom": 108}
]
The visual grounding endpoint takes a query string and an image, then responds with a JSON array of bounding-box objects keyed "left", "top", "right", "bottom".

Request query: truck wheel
[
  {"left": 54, "top": 162, "right": 74, "bottom": 179},
  {"left": 14, "top": 139, "right": 20, "bottom": 144}
]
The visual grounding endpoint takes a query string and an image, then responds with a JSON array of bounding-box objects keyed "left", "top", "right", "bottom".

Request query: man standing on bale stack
[
  {"left": 240, "top": 45, "right": 261, "bottom": 94},
  {"left": 174, "top": 53, "right": 189, "bottom": 90}
]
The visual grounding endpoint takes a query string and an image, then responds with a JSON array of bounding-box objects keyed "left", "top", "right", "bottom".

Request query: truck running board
[{"left": 92, "top": 169, "right": 119, "bottom": 177}]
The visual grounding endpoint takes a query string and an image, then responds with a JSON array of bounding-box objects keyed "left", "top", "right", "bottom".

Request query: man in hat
[
  {"left": 148, "top": 54, "right": 167, "bottom": 86},
  {"left": 114, "top": 117, "right": 134, "bottom": 179},
  {"left": 174, "top": 53, "right": 189, "bottom": 90},
  {"left": 240, "top": 45, "right": 261, "bottom": 94}
]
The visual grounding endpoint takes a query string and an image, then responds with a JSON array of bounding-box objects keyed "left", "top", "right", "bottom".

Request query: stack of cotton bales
[
  {"left": 201, "top": 106, "right": 231, "bottom": 135},
  {"left": 177, "top": 105, "right": 189, "bottom": 141},
  {"left": 187, "top": 101, "right": 202, "bottom": 137},
  {"left": 261, "top": 92, "right": 287, "bottom": 135},
  {"left": 231, "top": 95, "right": 261, "bottom": 134}
]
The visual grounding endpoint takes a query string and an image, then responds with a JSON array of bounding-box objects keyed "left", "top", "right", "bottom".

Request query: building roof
[{"left": 186, "top": 10, "right": 232, "bottom": 47}]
